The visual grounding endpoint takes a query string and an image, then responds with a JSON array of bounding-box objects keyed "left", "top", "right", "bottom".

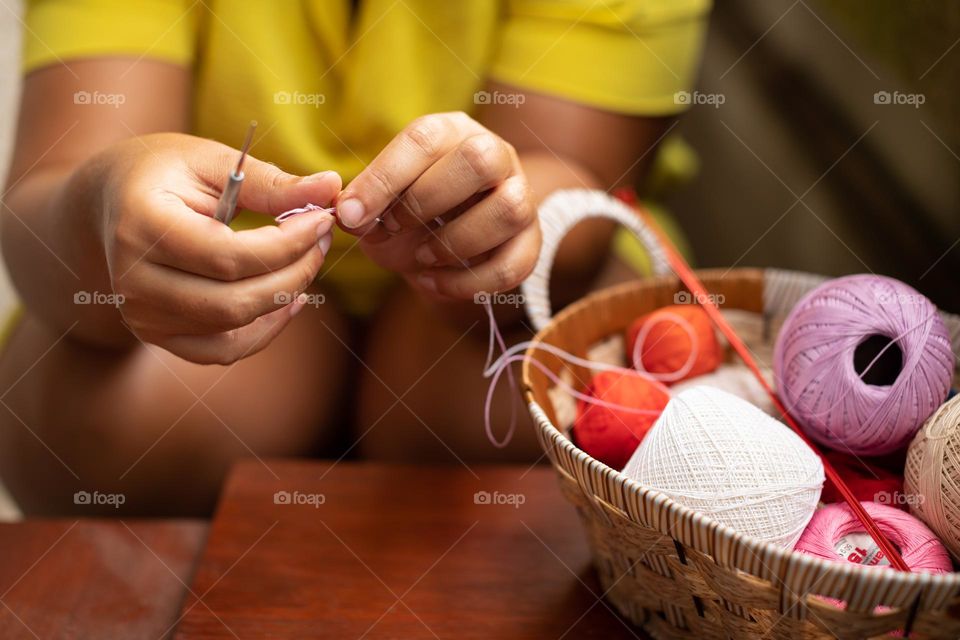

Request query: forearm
[
  {"left": 519, "top": 150, "right": 616, "bottom": 291},
  {"left": 2, "top": 159, "right": 130, "bottom": 347}
]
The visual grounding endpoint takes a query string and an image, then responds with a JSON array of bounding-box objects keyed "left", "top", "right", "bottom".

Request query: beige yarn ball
[
  {"left": 904, "top": 394, "right": 960, "bottom": 561},
  {"left": 623, "top": 386, "right": 824, "bottom": 548}
]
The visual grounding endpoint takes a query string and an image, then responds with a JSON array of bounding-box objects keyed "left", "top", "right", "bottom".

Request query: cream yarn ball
[
  {"left": 670, "top": 364, "right": 779, "bottom": 419},
  {"left": 904, "top": 394, "right": 960, "bottom": 561},
  {"left": 623, "top": 386, "right": 825, "bottom": 548}
]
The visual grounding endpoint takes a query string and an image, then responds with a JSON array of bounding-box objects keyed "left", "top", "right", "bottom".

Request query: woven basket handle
[{"left": 521, "top": 189, "right": 673, "bottom": 331}]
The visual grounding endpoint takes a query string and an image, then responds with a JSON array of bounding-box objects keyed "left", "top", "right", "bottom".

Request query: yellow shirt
[{"left": 23, "top": 0, "right": 710, "bottom": 315}]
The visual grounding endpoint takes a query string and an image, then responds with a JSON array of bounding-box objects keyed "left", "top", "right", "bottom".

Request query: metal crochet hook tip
[
  {"left": 235, "top": 120, "right": 257, "bottom": 176},
  {"left": 214, "top": 121, "right": 257, "bottom": 225}
]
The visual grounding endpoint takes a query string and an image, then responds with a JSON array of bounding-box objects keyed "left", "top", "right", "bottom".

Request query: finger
[
  {"left": 411, "top": 176, "right": 533, "bottom": 268},
  {"left": 357, "top": 225, "right": 433, "bottom": 273},
  {"left": 416, "top": 223, "right": 541, "bottom": 300},
  {"left": 185, "top": 140, "right": 342, "bottom": 217},
  {"left": 337, "top": 112, "right": 484, "bottom": 229},
  {"left": 148, "top": 302, "right": 302, "bottom": 365},
  {"left": 139, "top": 201, "right": 336, "bottom": 281},
  {"left": 127, "top": 243, "right": 327, "bottom": 332},
  {"left": 379, "top": 132, "right": 514, "bottom": 234}
]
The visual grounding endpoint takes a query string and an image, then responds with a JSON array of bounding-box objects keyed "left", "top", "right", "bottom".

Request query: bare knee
[{"left": 0, "top": 303, "right": 350, "bottom": 516}]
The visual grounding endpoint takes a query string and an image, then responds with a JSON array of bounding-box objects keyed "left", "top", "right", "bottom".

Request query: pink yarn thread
[
  {"left": 774, "top": 275, "right": 954, "bottom": 456},
  {"left": 795, "top": 501, "right": 952, "bottom": 575},
  {"left": 482, "top": 301, "right": 671, "bottom": 448},
  {"left": 275, "top": 203, "right": 335, "bottom": 223}
]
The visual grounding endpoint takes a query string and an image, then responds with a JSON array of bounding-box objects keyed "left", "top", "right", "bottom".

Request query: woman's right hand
[{"left": 89, "top": 132, "right": 340, "bottom": 365}]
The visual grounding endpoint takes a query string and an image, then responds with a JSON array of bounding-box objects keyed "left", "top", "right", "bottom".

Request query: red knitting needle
[{"left": 615, "top": 189, "right": 910, "bottom": 572}]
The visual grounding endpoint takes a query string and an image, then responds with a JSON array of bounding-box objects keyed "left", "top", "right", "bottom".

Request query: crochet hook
[{"left": 214, "top": 120, "right": 257, "bottom": 225}]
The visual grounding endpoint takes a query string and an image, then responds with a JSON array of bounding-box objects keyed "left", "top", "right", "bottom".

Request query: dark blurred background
[{"left": 665, "top": 0, "right": 959, "bottom": 312}]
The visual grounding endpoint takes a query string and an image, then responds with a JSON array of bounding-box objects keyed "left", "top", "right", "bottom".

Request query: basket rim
[{"left": 521, "top": 267, "right": 960, "bottom": 600}]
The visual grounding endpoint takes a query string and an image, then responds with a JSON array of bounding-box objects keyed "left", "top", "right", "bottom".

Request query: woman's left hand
[{"left": 336, "top": 112, "right": 541, "bottom": 300}]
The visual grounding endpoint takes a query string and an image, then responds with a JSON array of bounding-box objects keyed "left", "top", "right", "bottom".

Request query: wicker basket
[{"left": 518, "top": 191, "right": 960, "bottom": 639}]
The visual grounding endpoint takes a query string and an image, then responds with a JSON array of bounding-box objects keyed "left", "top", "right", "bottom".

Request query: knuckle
[
  {"left": 495, "top": 180, "right": 531, "bottom": 229},
  {"left": 112, "top": 219, "right": 140, "bottom": 255},
  {"left": 264, "top": 167, "right": 289, "bottom": 212},
  {"left": 208, "top": 251, "right": 244, "bottom": 280},
  {"left": 213, "top": 296, "right": 252, "bottom": 329},
  {"left": 366, "top": 166, "right": 397, "bottom": 201},
  {"left": 212, "top": 340, "right": 243, "bottom": 366},
  {"left": 297, "top": 259, "right": 320, "bottom": 293},
  {"left": 447, "top": 111, "right": 473, "bottom": 128},
  {"left": 493, "top": 258, "right": 521, "bottom": 291},
  {"left": 405, "top": 115, "right": 445, "bottom": 158},
  {"left": 399, "top": 187, "right": 424, "bottom": 221},
  {"left": 458, "top": 135, "right": 499, "bottom": 182}
]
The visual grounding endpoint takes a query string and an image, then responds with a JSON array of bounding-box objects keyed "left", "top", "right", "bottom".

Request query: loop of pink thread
[
  {"left": 482, "top": 301, "right": 671, "bottom": 448},
  {"left": 275, "top": 203, "right": 335, "bottom": 223}
]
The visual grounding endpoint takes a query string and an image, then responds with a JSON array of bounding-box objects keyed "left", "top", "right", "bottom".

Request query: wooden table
[
  {"left": 0, "top": 462, "right": 642, "bottom": 639},
  {"left": 0, "top": 519, "right": 206, "bottom": 639},
  {"left": 177, "top": 460, "right": 639, "bottom": 639}
]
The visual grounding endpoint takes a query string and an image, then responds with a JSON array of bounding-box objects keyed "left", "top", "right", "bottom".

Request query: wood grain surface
[
  {"left": 175, "top": 461, "right": 643, "bottom": 639},
  {"left": 0, "top": 519, "right": 206, "bottom": 639}
]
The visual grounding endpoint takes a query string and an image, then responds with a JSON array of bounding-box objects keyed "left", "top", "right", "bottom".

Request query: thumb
[{"left": 205, "top": 147, "right": 342, "bottom": 216}]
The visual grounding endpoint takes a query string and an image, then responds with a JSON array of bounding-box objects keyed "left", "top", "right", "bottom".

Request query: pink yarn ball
[
  {"left": 774, "top": 275, "right": 954, "bottom": 456},
  {"left": 795, "top": 501, "right": 952, "bottom": 575}
]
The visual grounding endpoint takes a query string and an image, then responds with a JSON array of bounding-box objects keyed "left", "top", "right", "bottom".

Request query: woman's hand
[
  {"left": 88, "top": 132, "right": 340, "bottom": 364},
  {"left": 337, "top": 112, "right": 541, "bottom": 300}
]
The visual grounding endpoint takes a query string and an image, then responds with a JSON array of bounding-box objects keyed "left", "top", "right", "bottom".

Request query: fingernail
[
  {"left": 415, "top": 243, "right": 437, "bottom": 266},
  {"left": 381, "top": 213, "right": 402, "bottom": 234},
  {"left": 303, "top": 170, "right": 336, "bottom": 183},
  {"left": 290, "top": 297, "right": 306, "bottom": 317},
  {"left": 417, "top": 272, "right": 437, "bottom": 293},
  {"left": 338, "top": 198, "right": 365, "bottom": 228},
  {"left": 318, "top": 233, "right": 333, "bottom": 256}
]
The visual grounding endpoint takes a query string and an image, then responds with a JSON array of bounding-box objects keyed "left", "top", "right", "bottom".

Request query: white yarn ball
[{"left": 623, "top": 386, "right": 824, "bottom": 548}]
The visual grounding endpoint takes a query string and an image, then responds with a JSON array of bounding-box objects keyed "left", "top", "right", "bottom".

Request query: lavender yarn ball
[{"left": 774, "top": 275, "right": 954, "bottom": 456}]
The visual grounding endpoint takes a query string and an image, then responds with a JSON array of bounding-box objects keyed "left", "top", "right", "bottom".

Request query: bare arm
[
  {"left": 480, "top": 81, "right": 671, "bottom": 293},
  {"left": 2, "top": 60, "right": 341, "bottom": 363},
  {"left": 3, "top": 59, "right": 189, "bottom": 345}
]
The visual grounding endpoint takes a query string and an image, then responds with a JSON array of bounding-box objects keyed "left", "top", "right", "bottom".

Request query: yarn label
[{"left": 834, "top": 533, "right": 890, "bottom": 567}]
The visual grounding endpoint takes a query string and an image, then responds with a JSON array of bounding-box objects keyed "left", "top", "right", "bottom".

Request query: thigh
[
  {"left": 356, "top": 255, "right": 642, "bottom": 464},
  {"left": 0, "top": 296, "right": 350, "bottom": 516},
  {"left": 355, "top": 286, "right": 539, "bottom": 464}
]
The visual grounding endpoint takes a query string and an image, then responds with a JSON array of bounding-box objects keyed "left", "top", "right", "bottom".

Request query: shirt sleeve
[
  {"left": 22, "top": 0, "right": 198, "bottom": 73},
  {"left": 490, "top": 0, "right": 711, "bottom": 115}
]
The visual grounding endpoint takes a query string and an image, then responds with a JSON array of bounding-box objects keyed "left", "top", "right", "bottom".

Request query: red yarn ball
[
  {"left": 573, "top": 370, "right": 670, "bottom": 470},
  {"left": 626, "top": 305, "right": 722, "bottom": 384},
  {"left": 821, "top": 450, "right": 906, "bottom": 510}
]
